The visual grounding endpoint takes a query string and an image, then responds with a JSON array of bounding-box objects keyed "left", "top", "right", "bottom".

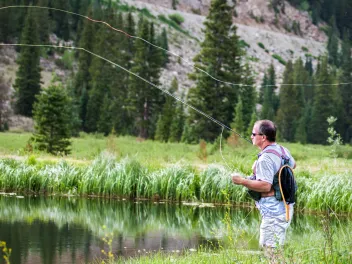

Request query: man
[{"left": 231, "top": 120, "right": 296, "bottom": 249}]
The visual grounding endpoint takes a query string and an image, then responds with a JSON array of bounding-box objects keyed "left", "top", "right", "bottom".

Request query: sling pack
[{"left": 247, "top": 145, "right": 297, "bottom": 204}]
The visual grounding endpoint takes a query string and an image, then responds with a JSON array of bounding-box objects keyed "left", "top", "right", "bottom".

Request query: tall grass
[{"left": 0, "top": 152, "right": 351, "bottom": 212}]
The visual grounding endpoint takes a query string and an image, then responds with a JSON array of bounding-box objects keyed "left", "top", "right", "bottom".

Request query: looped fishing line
[
  {"left": 1, "top": 6, "right": 352, "bottom": 89},
  {"left": 0, "top": 7, "right": 350, "bottom": 239}
]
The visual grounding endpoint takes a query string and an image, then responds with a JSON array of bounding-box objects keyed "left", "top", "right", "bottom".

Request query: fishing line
[
  {"left": 0, "top": 43, "right": 252, "bottom": 147},
  {"left": 1, "top": 7, "right": 350, "bottom": 231},
  {"left": 1, "top": 5, "right": 352, "bottom": 89}
]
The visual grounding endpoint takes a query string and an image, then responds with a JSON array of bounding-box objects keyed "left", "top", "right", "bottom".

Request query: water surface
[{"left": 0, "top": 196, "right": 350, "bottom": 263}]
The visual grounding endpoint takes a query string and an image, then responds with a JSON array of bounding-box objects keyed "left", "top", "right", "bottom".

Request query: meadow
[
  {"left": 0, "top": 132, "right": 351, "bottom": 263},
  {"left": 0, "top": 132, "right": 351, "bottom": 213}
]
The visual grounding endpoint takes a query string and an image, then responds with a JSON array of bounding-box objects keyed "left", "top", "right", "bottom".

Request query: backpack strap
[{"left": 254, "top": 145, "right": 289, "bottom": 175}]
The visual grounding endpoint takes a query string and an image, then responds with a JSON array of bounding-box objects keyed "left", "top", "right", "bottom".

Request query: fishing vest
[{"left": 247, "top": 145, "right": 297, "bottom": 204}]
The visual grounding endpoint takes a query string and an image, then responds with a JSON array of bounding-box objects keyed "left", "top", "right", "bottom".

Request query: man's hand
[{"left": 231, "top": 174, "right": 244, "bottom": 185}]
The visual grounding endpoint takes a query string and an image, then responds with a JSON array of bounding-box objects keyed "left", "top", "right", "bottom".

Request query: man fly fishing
[{"left": 231, "top": 120, "right": 297, "bottom": 254}]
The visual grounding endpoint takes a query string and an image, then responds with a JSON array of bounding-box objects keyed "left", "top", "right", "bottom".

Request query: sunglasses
[{"left": 251, "top": 133, "right": 263, "bottom": 137}]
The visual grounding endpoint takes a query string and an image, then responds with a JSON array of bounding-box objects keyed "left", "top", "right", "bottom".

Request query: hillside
[
  {"left": 122, "top": 0, "right": 327, "bottom": 89},
  {"left": 0, "top": 0, "right": 330, "bottom": 132}
]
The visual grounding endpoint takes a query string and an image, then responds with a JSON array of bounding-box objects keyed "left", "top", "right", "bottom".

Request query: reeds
[{"left": 0, "top": 154, "right": 351, "bottom": 213}]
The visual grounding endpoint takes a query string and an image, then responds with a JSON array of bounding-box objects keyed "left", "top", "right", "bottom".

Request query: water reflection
[{"left": 0, "top": 196, "right": 350, "bottom": 264}]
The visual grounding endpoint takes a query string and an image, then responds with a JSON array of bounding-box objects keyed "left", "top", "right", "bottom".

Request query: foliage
[
  {"left": 261, "top": 64, "right": 278, "bottom": 120},
  {"left": 61, "top": 50, "right": 74, "bottom": 70},
  {"left": 257, "top": 42, "right": 265, "bottom": 49},
  {"left": 0, "top": 74, "right": 11, "bottom": 132},
  {"left": 172, "top": 0, "right": 179, "bottom": 10},
  {"left": 326, "top": 116, "right": 343, "bottom": 158},
  {"left": 158, "top": 27, "right": 169, "bottom": 66},
  {"left": 276, "top": 59, "right": 306, "bottom": 141},
  {"left": 32, "top": 83, "right": 72, "bottom": 155},
  {"left": 13, "top": 9, "right": 41, "bottom": 117},
  {"left": 155, "top": 78, "right": 178, "bottom": 142},
  {"left": 185, "top": 0, "right": 245, "bottom": 142},
  {"left": 0, "top": 241, "right": 11, "bottom": 264},
  {"left": 310, "top": 57, "right": 337, "bottom": 144},
  {"left": 168, "top": 13, "right": 185, "bottom": 25},
  {"left": 128, "top": 19, "right": 164, "bottom": 138},
  {"left": 157, "top": 15, "right": 190, "bottom": 36},
  {"left": 272, "top": 54, "right": 287, "bottom": 65}
]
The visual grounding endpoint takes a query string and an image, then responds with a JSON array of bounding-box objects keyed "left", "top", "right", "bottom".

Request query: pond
[{"left": 0, "top": 195, "right": 350, "bottom": 263}]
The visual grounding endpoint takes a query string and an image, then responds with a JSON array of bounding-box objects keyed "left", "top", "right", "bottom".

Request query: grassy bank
[{"left": 0, "top": 152, "right": 351, "bottom": 212}]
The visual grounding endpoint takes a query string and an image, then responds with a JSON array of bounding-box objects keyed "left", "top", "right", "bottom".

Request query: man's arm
[{"left": 232, "top": 175, "right": 272, "bottom": 192}]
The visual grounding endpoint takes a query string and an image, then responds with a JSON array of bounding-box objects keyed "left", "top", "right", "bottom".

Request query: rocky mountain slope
[{"left": 122, "top": 0, "right": 327, "bottom": 90}]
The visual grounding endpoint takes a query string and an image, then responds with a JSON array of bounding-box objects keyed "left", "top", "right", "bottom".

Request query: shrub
[
  {"left": 272, "top": 54, "right": 286, "bottom": 65},
  {"left": 258, "top": 42, "right": 265, "bottom": 49},
  {"left": 62, "top": 50, "right": 74, "bottom": 70},
  {"left": 139, "top": 8, "right": 155, "bottom": 19},
  {"left": 239, "top": 40, "right": 250, "bottom": 48},
  {"left": 168, "top": 13, "right": 185, "bottom": 25},
  {"left": 191, "top": 8, "right": 201, "bottom": 15},
  {"left": 301, "top": 46, "right": 309, "bottom": 52}
]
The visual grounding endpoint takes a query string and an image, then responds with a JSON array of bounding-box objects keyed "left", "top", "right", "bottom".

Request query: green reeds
[{"left": 0, "top": 154, "right": 351, "bottom": 213}]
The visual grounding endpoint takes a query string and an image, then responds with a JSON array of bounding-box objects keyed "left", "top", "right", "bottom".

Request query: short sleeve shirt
[
  {"left": 254, "top": 143, "right": 296, "bottom": 217},
  {"left": 255, "top": 143, "right": 295, "bottom": 185}
]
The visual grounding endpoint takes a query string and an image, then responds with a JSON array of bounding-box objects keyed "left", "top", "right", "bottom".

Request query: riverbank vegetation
[{"left": 0, "top": 132, "right": 351, "bottom": 213}]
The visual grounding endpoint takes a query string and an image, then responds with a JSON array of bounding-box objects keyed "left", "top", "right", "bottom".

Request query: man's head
[{"left": 251, "top": 120, "right": 276, "bottom": 148}]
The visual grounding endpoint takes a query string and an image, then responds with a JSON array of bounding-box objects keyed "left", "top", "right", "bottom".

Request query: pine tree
[
  {"left": 261, "top": 64, "right": 278, "bottom": 120},
  {"left": 0, "top": 0, "right": 18, "bottom": 42},
  {"left": 128, "top": 18, "right": 164, "bottom": 139},
  {"left": 304, "top": 57, "right": 313, "bottom": 76},
  {"left": 267, "top": 63, "right": 279, "bottom": 113},
  {"left": 169, "top": 102, "right": 185, "bottom": 142},
  {"left": 246, "top": 110, "right": 257, "bottom": 138},
  {"left": 155, "top": 77, "right": 178, "bottom": 142},
  {"left": 231, "top": 96, "right": 245, "bottom": 135},
  {"left": 327, "top": 16, "right": 340, "bottom": 67},
  {"left": 158, "top": 27, "right": 169, "bottom": 67},
  {"left": 85, "top": 10, "right": 121, "bottom": 132},
  {"left": 65, "top": 79, "right": 82, "bottom": 137},
  {"left": 97, "top": 94, "right": 113, "bottom": 136},
  {"left": 259, "top": 73, "right": 268, "bottom": 104},
  {"left": 185, "top": 0, "right": 244, "bottom": 142},
  {"left": 239, "top": 63, "right": 256, "bottom": 130},
  {"left": 0, "top": 74, "right": 11, "bottom": 131},
  {"left": 310, "top": 57, "right": 336, "bottom": 144},
  {"left": 34, "top": 0, "right": 50, "bottom": 43},
  {"left": 32, "top": 84, "right": 72, "bottom": 155},
  {"left": 74, "top": 7, "right": 95, "bottom": 130},
  {"left": 52, "top": 0, "right": 71, "bottom": 40},
  {"left": 276, "top": 60, "right": 304, "bottom": 141},
  {"left": 339, "top": 31, "right": 352, "bottom": 143},
  {"left": 14, "top": 9, "right": 42, "bottom": 117},
  {"left": 295, "top": 103, "right": 312, "bottom": 144}
]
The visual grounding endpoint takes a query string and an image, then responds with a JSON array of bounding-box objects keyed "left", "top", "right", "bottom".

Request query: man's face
[{"left": 251, "top": 124, "right": 263, "bottom": 147}]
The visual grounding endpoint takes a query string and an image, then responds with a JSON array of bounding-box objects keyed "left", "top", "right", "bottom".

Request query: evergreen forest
[{"left": 0, "top": 0, "right": 351, "bottom": 151}]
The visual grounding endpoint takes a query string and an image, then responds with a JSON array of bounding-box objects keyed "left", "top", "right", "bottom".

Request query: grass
[{"left": 0, "top": 131, "right": 352, "bottom": 212}]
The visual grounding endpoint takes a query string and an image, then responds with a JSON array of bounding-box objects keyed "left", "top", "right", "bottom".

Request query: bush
[
  {"left": 299, "top": 1, "right": 310, "bottom": 11},
  {"left": 301, "top": 46, "right": 309, "bottom": 52},
  {"left": 62, "top": 50, "right": 74, "bottom": 70},
  {"left": 272, "top": 54, "right": 286, "bottom": 65},
  {"left": 239, "top": 40, "right": 250, "bottom": 48},
  {"left": 258, "top": 42, "right": 265, "bottom": 49},
  {"left": 139, "top": 8, "right": 155, "bottom": 19},
  {"left": 168, "top": 13, "right": 185, "bottom": 25},
  {"left": 191, "top": 8, "right": 201, "bottom": 15},
  {"left": 158, "top": 15, "right": 189, "bottom": 36}
]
